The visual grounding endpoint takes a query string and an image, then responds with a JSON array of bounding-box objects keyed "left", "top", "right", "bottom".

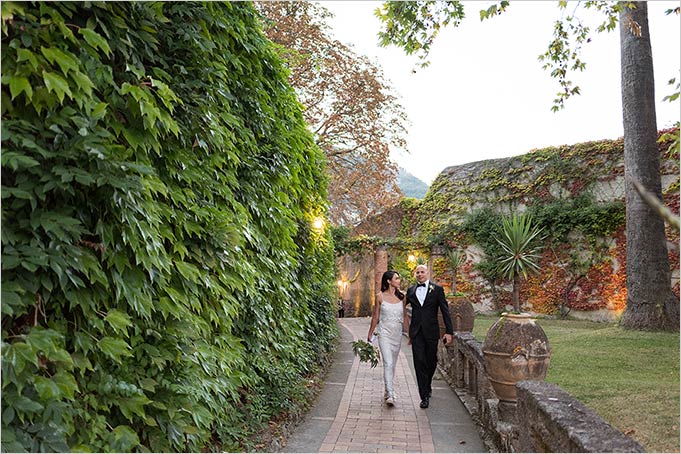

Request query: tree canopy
[
  {"left": 256, "top": 2, "right": 409, "bottom": 226},
  {"left": 375, "top": 0, "right": 679, "bottom": 330}
]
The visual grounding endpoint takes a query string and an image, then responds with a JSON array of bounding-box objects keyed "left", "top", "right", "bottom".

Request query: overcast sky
[{"left": 323, "top": 1, "right": 681, "bottom": 184}]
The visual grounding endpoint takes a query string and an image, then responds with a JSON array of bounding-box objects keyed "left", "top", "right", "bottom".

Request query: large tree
[
  {"left": 376, "top": 1, "right": 679, "bottom": 331},
  {"left": 618, "top": 2, "right": 679, "bottom": 330},
  {"left": 255, "top": 2, "right": 409, "bottom": 226}
]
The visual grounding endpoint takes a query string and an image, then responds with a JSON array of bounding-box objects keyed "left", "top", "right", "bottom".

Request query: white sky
[{"left": 322, "top": 1, "right": 681, "bottom": 185}]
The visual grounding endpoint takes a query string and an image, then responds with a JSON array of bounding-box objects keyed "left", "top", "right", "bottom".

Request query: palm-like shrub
[
  {"left": 445, "top": 248, "right": 466, "bottom": 294},
  {"left": 496, "top": 213, "right": 545, "bottom": 312}
]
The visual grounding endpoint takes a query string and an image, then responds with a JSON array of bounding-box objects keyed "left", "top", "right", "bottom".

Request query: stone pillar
[
  {"left": 374, "top": 246, "right": 388, "bottom": 296},
  {"left": 455, "top": 350, "right": 465, "bottom": 388},
  {"left": 498, "top": 401, "right": 517, "bottom": 425}
]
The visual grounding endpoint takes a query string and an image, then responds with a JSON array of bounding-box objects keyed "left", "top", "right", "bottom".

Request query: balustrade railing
[{"left": 438, "top": 333, "right": 643, "bottom": 452}]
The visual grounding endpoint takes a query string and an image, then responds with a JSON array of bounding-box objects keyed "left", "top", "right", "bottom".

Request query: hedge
[{"left": 1, "top": 2, "right": 336, "bottom": 451}]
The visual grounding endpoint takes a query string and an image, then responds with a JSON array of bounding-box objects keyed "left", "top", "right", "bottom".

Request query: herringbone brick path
[
  {"left": 282, "top": 317, "right": 486, "bottom": 453},
  {"left": 319, "top": 320, "right": 434, "bottom": 452}
]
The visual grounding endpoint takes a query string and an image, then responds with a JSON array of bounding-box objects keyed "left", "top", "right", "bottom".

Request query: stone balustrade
[{"left": 438, "top": 332, "right": 644, "bottom": 453}]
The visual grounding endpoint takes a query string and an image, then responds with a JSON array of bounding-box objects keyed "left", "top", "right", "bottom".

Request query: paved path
[{"left": 281, "top": 318, "right": 487, "bottom": 453}]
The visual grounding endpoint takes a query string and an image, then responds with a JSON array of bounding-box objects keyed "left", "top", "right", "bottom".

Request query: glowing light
[
  {"left": 337, "top": 279, "right": 343, "bottom": 287},
  {"left": 312, "top": 217, "right": 325, "bottom": 231},
  {"left": 408, "top": 254, "right": 416, "bottom": 262}
]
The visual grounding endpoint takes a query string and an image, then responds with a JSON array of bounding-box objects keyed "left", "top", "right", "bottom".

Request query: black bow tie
[{"left": 416, "top": 283, "right": 426, "bottom": 288}]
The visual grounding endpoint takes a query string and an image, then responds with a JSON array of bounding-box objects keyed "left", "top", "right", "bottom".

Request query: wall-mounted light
[{"left": 312, "top": 217, "right": 325, "bottom": 232}]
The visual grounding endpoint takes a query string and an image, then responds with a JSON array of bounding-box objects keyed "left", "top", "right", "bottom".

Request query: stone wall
[
  {"left": 339, "top": 131, "right": 679, "bottom": 319},
  {"left": 437, "top": 333, "right": 644, "bottom": 453},
  {"left": 515, "top": 381, "right": 644, "bottom": 453}
]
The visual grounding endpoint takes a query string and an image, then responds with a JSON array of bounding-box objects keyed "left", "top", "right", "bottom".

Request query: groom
[{"left": 406, "top": 264, "right": 453, "bottom": 408}]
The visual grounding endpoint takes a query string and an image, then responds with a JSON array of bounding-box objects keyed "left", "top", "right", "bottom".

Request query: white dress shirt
[{"left": 415, "top": 280, "right": 429, "bottom": 306}]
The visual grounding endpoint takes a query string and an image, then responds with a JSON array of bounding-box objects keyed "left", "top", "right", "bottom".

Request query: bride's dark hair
[{"left": 380, "top": 270, "right": 404, "bottom": 300}]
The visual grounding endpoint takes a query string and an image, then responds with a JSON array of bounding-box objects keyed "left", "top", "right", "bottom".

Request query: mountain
[{"left": 397, "top": 167, "right": 429, "bottom": 199}]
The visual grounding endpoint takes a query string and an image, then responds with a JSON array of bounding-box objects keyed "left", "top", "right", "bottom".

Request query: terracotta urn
[
  {"left": 439, "top": 296, "right": 475, "bottom": 335},
  {"left": 482, "top": 312, "right": 551, "bottom": 403}
]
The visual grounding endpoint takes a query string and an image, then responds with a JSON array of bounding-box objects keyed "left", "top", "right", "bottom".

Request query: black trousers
[{"left": 411, "top": 330, "right": 439, "bottom": 400}]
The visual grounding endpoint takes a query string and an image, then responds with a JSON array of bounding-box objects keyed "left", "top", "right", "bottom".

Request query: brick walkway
[
  {"left": 320, "top": 319, "right": 434, "bottom": 453},
  {"left": 283, "top": 317, "right": 486, "bottom": 453}
]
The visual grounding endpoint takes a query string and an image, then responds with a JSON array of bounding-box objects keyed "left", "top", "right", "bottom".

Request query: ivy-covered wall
[
  {"left": 342, "top": 130, "right": 679, "bottom": 319},
  {"left": 2, "top": 3, "right": 336, "bottom": 452}
]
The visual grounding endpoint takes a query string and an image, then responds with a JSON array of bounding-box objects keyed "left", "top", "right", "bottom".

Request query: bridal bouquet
[{"left": 351, "top": 339, "right": 380, "bottom": 368}]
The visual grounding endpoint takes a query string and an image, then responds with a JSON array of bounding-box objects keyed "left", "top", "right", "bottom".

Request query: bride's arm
[
  {"left": 402, "top": 296, "right": 411, "bottom": 344},
  {"left": 367, "top": 293, "right": 381, "bottom": 342}
]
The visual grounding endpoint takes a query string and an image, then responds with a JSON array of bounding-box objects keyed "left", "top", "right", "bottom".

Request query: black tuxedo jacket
[{"left": 406, "top": 281, "right": 453, "bottom": 340}]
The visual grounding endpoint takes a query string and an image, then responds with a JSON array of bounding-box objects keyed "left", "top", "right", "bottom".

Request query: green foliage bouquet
[{"left": 351, "top": 339, "right": 381, "bottom": 368}]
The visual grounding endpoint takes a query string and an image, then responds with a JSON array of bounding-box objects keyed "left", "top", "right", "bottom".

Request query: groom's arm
[
  {"left": 403, "top": 297, "right": 411, "bottom": 344},
  {"left": 437, "top": 286, "right": 454, "bottom": 341}
]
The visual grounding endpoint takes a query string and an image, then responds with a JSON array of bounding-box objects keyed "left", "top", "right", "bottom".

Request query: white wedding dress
[{"left": 377, "top": 299, "right": 403, "bottom": 401}]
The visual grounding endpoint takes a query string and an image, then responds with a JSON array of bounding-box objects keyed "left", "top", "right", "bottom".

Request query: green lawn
[{"left": 472, "top": 315, "right": 680, "bottom": 453}]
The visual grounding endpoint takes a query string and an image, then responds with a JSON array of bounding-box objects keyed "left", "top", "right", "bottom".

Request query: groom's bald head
[{"left": 414, "top": 265, "right": 429, "bottom": 283}]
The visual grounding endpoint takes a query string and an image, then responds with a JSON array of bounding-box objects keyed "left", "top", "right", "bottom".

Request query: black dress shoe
[{"left": 420, "top": 397, "right": 429, "bottom": 408}]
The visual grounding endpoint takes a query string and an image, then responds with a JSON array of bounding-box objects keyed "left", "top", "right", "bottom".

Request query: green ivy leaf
[
  {"left": 12, "top": 396, "right": 44, "bottom": 413},
  {"left": 33, "top": 376, "right": 62, "bottom": 400},
  {"left": 70, "top": 70, "right": 94, "bottom": 96},
  {"left": 53, "top": 371, "right": 78, "bottom": 400},
  {"left": 107, "top": 425, "right": 140, "bottom": 451},
  {"left": 40, "top": 46, "right": 79, "bottom": 75},
  {"left": 7, "top": 76, "right": 33, "bottom": 100},
  {"left": 78, "top": 27, "right": 111, "bottom": 55},
  {"left": 175, "top": 261, "right": 199, "bottom": 281},
  {"left": 104, "top": 310, "right": 132, "bottom": 335},
  {"left": 3, "top": 342, "right": 37, "bottom": 375},
  {"left": 42, "top": 71, "right": 72, "bottom": 103},
  {"left": 116, "top": 395, "right": 151, "bottom": 420},
  {"left": 138, "top": 378, "right": 157, "bottom": 392},
  {"left": 1, "top": 2, "right": 25, "bottom": 22},
  {"left": 1, "top": 151, "right": 40, "bottom": 170},
  {"left": 98, "top": 337, "right": 132, "bottom": 362},
  {"left": 91, "top": 101, "right": 108, "bottom": 120},
  {"left": 48, "top": 347, "right": 75, "bottom": 369},
  {"left": 25, "top": 328, "right": 63, "bottom": 356}
]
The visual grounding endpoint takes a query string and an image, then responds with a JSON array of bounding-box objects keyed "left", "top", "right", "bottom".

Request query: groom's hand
[{"left": 443, "top": 334, "right": 453, "bottom": 345}]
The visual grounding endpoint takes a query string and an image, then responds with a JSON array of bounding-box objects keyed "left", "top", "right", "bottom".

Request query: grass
[{"left": 472, "top": 315, "right": 680, "bottom": 453}]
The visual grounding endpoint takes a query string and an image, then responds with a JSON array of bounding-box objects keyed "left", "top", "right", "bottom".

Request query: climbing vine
[
  {"left": 2, "top": 3, "right": 335, "bottom": 452},
  {"left": 336, "top": 128, "right": 679, "bottom": 316}
]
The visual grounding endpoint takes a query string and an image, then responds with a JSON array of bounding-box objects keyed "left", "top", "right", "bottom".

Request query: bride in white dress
[{"left": 367, "top": 270, "right": 409, "bottom": 406}]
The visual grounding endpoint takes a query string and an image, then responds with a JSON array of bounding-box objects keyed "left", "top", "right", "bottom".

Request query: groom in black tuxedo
[{"left": 406, "top": 264, "right": 453, "bottom": 408}]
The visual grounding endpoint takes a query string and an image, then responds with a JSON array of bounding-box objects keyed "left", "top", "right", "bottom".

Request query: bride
[{"left": 367, "top": 270, "right": 409, "bottom": 406}]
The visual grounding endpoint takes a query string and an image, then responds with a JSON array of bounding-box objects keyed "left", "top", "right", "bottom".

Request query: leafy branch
[{"left": 351, "top": 339, "right": 381, "bottom": 368}]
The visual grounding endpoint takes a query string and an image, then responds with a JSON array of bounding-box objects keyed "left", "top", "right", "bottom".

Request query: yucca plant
[
  {"left": 445, "top": 248, "right": 467, "bottom": 294},
  {"left": 496, "top": 213, "right": 545, "bottom": 312}
]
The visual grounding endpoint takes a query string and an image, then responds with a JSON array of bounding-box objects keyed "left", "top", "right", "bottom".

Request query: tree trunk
[
  {"left": 619, "top": 2, "right": 679, "bottom": 331},
  {"left": 512, "top": 274, "right": 521, "bottom": 312}
]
